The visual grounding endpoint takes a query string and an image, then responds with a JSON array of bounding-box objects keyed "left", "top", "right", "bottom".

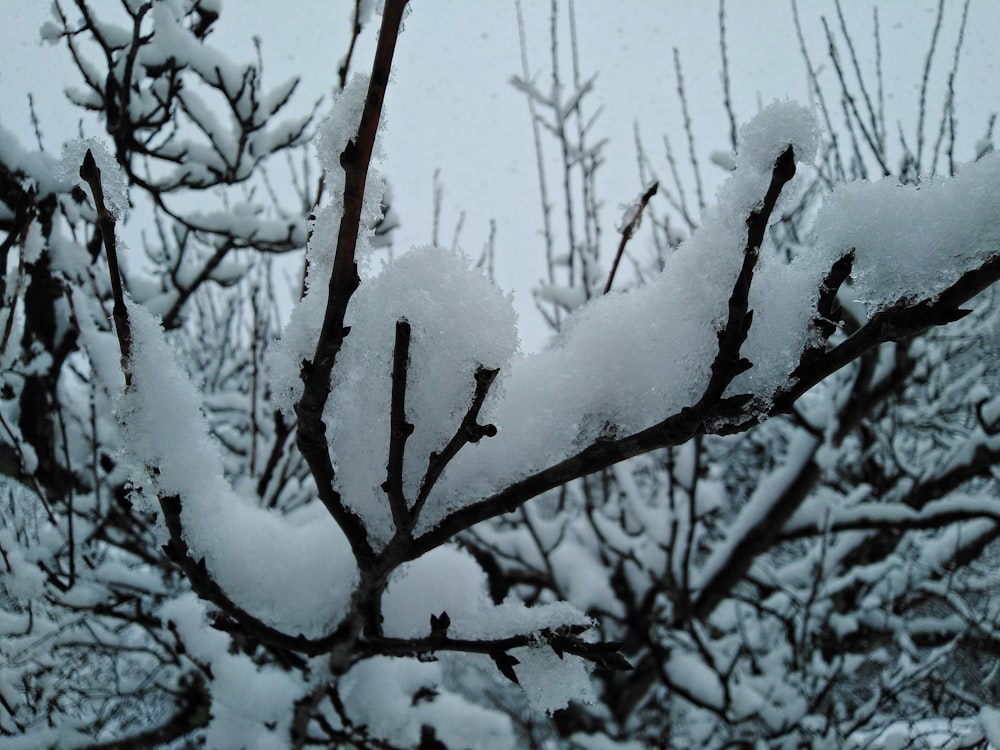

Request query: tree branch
[
  {"left": 604, "top": 181, "right": 658, "bottom": 294},
  {"left": 383, "top": 318, "right": 414, "bottom": 530},
  {"left": 157, "top": 494, "right": 356, "bottom": 656},
  {"left": 79, "top": 149, "right": 132, "bottom": 386},
  {"left": 779, "top": 497, "right": 1000, "bottom": 541},
  {"left": 294, "top": 0, "right": 409, "bottom": 567},
  {"left": 360, "top": 622, "right": 631, "bottom": 683},
  {"left": 702, "top": 144, "right": 796, "bottom": 402},
  {"left": 406, "top": 365, "right": 499, "bottom": 530},
  {"left": 774, "top": 252, "right": 1000, "bottom": 412}
]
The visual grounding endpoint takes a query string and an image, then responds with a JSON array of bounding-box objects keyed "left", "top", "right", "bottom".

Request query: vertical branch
[
  {"left": 718, "top": 0, "right": 738, "bottom": 155},
  {"left": 549, "top": 0, "right": 581, "bottom": 292},
  {"left": 295, "top": 0, "right": 408, "bottom": 564},
  {"left": 820, "top": 17, "right": 889, "bottom": 177},
  {"left": 566, "top": 0, "right": 602, "bottom": 296},
  {"left": 673, "top": 48, "right": 705, "bottom": 211},
  {"left": 383, "top": 319, "right": 413, "bottom": 530},
  {"left": 249, "top": 277, "right": 262, "bottom": 478},
  {"left": 79, "top": 149, "right": 132, "bottom": 385},
  {"left": 515, "top": 0, "right": 557, "bottom": 293},
  {"left": 915, "top": 0, "right": 946, "bottom": 175},
  {"left": 603, "top": 182, "right": 658, "bottom": 295},
  {"left": 338, "top": 0, "right": 366, "bottom": 91},
  {"left": 940, "top": 0, "right": 970, "bottom": 177},
  {"left": 431, "top": 168, "right": 442, "bottom": 247},
  {"left": 833, "top": 0, "right": 884, "bottom": 157},
  {"left": 0, "top": 193, "right": 34, "bottom": 357},
  {"left": 792, "top": 0, "right": 844, "bottom": 183},
  {"left": 873, "top": 7, "right": 886, "bottom": 150},
  {"left": 701, "top": 146, "right": 796, "bottom": 402},
  {"left": 679, "top": 436, "right": 702, "bottom": 616}
]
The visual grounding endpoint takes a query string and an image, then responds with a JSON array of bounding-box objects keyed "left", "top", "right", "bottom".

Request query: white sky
[{"left": 2, "top": 1, "right": 997, "bottom": 351}]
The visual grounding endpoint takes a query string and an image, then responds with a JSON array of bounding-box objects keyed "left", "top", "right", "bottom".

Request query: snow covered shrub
[{"left": 1, "top": 1, "right": 999, "bottom": 748}]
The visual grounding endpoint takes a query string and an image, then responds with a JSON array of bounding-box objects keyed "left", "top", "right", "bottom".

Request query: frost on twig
[{"left": 383, "top": 318, "right": 414, "bottom": 530}]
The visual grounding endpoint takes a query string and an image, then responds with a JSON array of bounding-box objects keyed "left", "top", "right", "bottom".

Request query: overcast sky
[{"left": 2, "top": 1, "right": 997, "bottom": 350}]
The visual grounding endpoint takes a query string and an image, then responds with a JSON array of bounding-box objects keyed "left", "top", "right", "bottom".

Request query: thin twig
[
  {"left": 407, "top": 365, "right": 499, "bottom": 528},
  {"left": 603, "top": 181, "right": 658, "bottom": 294},
  {"left": 915, "top": 0, "right": 946, "bottom": 175},
  {"left": 79, "top": 149, "right": 132, "bottom": 385},
  {"left": 338, "top": 0, "right": 365, "bottom": 91},
  {"left": 383, "top": 319, "right": 414, "bottom": 530},
  {"left": 673, "top": 48, "right": 705, "bottom": 211},
  {"left": 834, "top": 0, "right": 884, "bottom": 157},
  {"left": 792, "top": 0, "right": 844, "bottom": 182},
  {"left": 821, "top": 17, "right": 889, "bottom": 176},
  {"left": 718, "top": 0, "right": 738, "bottom": 155},
  {"left": 515, "top": 0, "right": 557, "bottom": 292}
]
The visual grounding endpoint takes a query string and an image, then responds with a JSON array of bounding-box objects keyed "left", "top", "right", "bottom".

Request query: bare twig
[
  {"left": 718, "top": 0, "right": 738, "bottom": 155},
  {"left": 338, "top": 0, "right": 366, "bottom": 91},
  {"left": 515, "top": 0, "right": 557, "bottom": 292},
  {"left": 915, "top": 0, "right": 946, "bottom": 175},
  {"left": 603, "top": 181, "right": 658, "bottom": 294},
  {"left": 834, "top": 0, "right": 884, "bottom": 157},
  {"left": 673, "top": 48, "right": 705, "bottom": 211},
  {"left": 821, "top": 17, "right": 889, "bottom": 177}
]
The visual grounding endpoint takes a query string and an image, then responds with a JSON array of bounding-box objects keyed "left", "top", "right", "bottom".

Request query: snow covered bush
[{"left": 1, "top": 1, "right": 999, "bottom": 748}]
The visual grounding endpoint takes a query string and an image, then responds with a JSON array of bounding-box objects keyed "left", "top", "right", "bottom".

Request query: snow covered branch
[
  {"left": 294, "top": 0, "right": 409, "bottom": 569},
  {"left": 79, "top": 149, "right": 132, "bottom": 383},
  {"left": 8, "top": 0, "right": 1000, "bottom": 745},
  {"left": 410, "top": 141, "right": 806, "bottom": 559}
]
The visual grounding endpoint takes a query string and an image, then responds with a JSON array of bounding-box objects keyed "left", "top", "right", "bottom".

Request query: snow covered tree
[{"left": 1, "top": 1, "right": 999, "bottom": 748}]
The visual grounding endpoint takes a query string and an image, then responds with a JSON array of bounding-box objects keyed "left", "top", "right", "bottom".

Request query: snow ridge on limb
[
  {"left": 411, "top": 123, "right": 813, "bottom": 558},
  {"left": 80, "top": 151, "right": 358, "bottom": 645}
]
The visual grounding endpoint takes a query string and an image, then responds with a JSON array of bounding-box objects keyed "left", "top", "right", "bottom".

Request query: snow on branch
[
  {"left": 293, "top": 0, "right": 409, "bottom": 568},
  {"left": 80, "top": 145, "right": 357, "bottom": 646},
  {"left": 72, "top": 0, "right": 1000, "bottom": 724},
  {"left": 780, "top": 492, "right": 1000, "bottom": 541},
  {"left": 409, "top": 118, "right": 817, "bottom": 556},
  {"left": 78, "top": 149, "right": 131, "bottom": 385}
]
